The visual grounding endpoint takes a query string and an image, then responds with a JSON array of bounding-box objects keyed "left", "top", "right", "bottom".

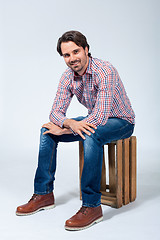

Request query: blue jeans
[{"left": 34, "top": 117, "right": 134, "bottom": 207}]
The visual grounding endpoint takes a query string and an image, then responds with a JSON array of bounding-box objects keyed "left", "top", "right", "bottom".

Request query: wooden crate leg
[
  {"left": 116, "top": 140, "right": 123, "bottom": 208},
  {"left": 129, "top": 136, "right": 137, "bottom": 202},
  {"left": 79, "top": 141, "right": 84, "bottom": 200},
  {"left": 100, "top": 146, "right": 106, "bottom": 192},
  {"left": 108, "top": 143, "right": 116, "bottom": 193},
  {"left": 123, "top": 138, "right": 130, "bottom": 205}
]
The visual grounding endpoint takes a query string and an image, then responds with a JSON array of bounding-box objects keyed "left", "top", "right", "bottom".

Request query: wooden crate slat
[
  {"left": 101, "top": 191, "right": 116, "bottom": 197},
  {"left": 101, "top": 196, "right": 117, "bottom": 208},
  {"left": 79, "top": 141, "right": 84, "bottom": 200},
  {"left": 123, "top": 138, "right": 130, "bottom": 205},
  {"left": 108, "top": 143, "right": 116, "bottom": 193},
  {"left": 129, "top": 136, "right": 137, "bottom": 202},
  {"left": 116, "top": 140, "right": 123, "bottom": 208},
  {"left": 79, "top": 136, "right": 137, "bottom": 208},
  {"left": 100, "top": 146, "right": 107, "bottom": 191}
]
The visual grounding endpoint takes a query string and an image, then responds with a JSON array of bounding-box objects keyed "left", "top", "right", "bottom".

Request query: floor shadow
[
  {"left": 55, "top": 189, "right": 79, "bottom": 205},
  {"left": 102, "top": 171, "right": 160, "bottom": 222},
  {"left": 102, "top": 201, "right": 137, "bottom": 221}
]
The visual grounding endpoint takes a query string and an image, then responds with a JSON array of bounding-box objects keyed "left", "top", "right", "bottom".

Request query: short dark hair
[{"left": 57, "top": 30, "right": 91, "bottom": 57}]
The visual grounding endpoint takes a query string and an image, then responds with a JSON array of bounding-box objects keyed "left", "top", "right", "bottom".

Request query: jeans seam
[
  {"left": 109, "top": 122, "right": 129, "bottom": 133},
  {"left": 47, "top": 141, "right": 56, "bottom": 193},
  {"left": 120, "top": 129, "right": 133, "bottom": 139},
  {"left": 96, "top": 122, "right": 133, "bottom": 141}
]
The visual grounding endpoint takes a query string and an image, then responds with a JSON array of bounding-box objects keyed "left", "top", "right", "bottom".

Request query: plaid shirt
[{"left": 49, "top": 57, "right": 135, "bottom": 127}]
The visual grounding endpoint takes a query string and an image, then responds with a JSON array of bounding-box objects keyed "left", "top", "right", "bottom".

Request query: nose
[{"left": 70, "top": 54, "right": 76, "bottom": 63}]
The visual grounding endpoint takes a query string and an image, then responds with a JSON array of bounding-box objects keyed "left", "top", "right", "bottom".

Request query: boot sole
[
  {"left": 16, "top": 204, "right": 55, "bottom": 216},
  {"left": 65, "top": 216, "right": 103, "bottom": 231}
]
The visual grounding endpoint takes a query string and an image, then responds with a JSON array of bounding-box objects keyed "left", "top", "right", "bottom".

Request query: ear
[{"left": 85, "top": 46, "right": 89, "bottom": 55}]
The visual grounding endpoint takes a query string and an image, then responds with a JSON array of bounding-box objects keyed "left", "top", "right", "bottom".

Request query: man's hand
[
  {"left": 63, "top": 119, "right": 97, "bottom": 140},
  {"left": 42, "top": 122, "right": 64, "bottom": 135}
]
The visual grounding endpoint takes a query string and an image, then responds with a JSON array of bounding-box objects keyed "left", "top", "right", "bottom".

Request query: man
[{"left": 16, "top": 31, "right": 135, "bottom": 230}]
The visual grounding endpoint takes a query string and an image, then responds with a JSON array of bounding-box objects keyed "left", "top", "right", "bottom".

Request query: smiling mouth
[{"left": 70, "top": 60, "right": 80, "bottom": 66}]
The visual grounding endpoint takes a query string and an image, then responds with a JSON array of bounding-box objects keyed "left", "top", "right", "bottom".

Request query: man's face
[{"left": 61, "top": 41, "right": 89, "bottom": 76}]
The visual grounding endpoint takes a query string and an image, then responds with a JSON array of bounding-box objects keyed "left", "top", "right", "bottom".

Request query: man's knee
[
  {"left": 40, "top": 127, "right": 48, "bottom": 135},
  {"left": 83, "top": 132, "right": 102, "bottom": 147}
]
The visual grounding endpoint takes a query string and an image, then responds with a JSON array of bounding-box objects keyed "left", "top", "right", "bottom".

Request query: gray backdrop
[{"left": 0, "top": 0, "right": 160, "bottom": 239}]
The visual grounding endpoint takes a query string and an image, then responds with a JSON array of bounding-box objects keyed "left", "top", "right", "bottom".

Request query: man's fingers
[
  {"left": 78, "top": 131, "right": 86, "bottom": 140},
  {"left": 48, "top": 122, "right": 54, "bottom": 125},
  {"left": 84, "top": 125, "right": 95, "bottom": 134},
  {"left": 42, "top": 124, "right": 49, "bottom": 128},
  {"left": 81, "top": 121, "right": 97, "bottom": 130},
  {"left": 81, "top": 128, "right": 91, "bottom": 136},
  {"left": 85, "top": 122, "right": 97, "bottom": 129},
  {"left": 42, "top": 122, "right": 54, "bottom": 128},
  {"left": 43, "top": 130, "right": 50, "bottom": 135},
  {"left": 80, "top": 122, "right": 97, "bottom": 134},
  {"left": 78, "top": 126, "right": 93, "bottom": 139}
]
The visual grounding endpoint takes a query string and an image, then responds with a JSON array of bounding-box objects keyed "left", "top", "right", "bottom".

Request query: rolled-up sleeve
[{"left": 49, "top": 74, "right": 73, "bottom": 127}]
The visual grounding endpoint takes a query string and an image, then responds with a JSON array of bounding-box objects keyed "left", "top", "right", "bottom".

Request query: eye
[
  {"left": 63, "top": 54, "right": 70, "bottom": 58},
  {"left": 74, "top": 49, "right": 79, "bottom": 54}
]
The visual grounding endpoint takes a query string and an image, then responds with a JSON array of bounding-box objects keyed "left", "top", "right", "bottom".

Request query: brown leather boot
[
  {"left": 65, "top": 205, "right": 103, "bottom": 231},
  {"left": 16, "top": 192, "right": 55, "bottom": 216}
]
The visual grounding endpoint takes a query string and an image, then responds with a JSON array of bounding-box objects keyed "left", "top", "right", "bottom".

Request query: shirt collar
[{"left": 85, "top": 57, "right": 92, "bottom": 75}]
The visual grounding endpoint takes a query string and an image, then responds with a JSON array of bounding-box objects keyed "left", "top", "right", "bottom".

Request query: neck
[{"left": 78, "top": 56, "right": 89, "bottom": 76}]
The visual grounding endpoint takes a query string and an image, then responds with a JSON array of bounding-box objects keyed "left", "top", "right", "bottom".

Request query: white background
[{"left": 0, "top": 0, "right": 160, "bottom": 239}]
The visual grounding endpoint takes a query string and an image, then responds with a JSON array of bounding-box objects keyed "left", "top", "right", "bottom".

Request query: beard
[
  {"left": 68, "top": 56, "right": 88, "bottom": 74},
  {"left": 70, "top": 63, "right": 83, "bottom": 73}
]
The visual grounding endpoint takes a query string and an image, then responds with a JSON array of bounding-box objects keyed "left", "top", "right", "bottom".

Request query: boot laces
[
  {"left": 77, "top": 206, "right": 88, "bottom": 215},
  {"left": 28, "top": 194, "right": 39, "bottom": 202}
]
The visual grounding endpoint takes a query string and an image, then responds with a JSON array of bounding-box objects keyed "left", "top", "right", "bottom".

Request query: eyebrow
[{"left": 62, "top": 48, "right": 80, "bottom": 56}]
